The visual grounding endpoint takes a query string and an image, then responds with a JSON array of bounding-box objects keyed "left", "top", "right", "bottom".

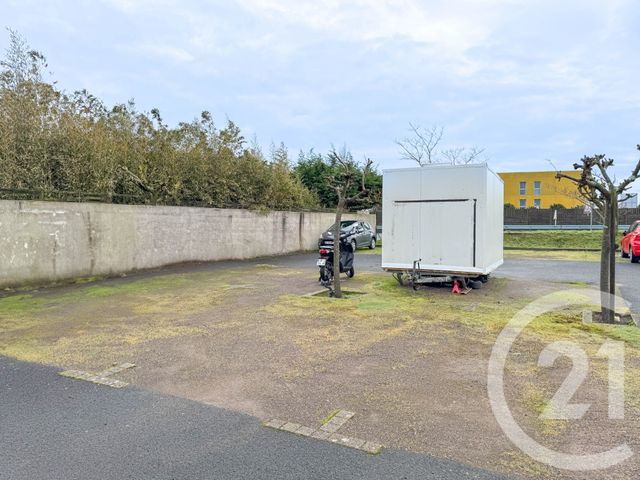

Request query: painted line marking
[
  {"left": 59, "top": 363, "right": 136, "bottom": 388},
  {"left": 263, "top": 409, "right": 383, "bottom": 454}
]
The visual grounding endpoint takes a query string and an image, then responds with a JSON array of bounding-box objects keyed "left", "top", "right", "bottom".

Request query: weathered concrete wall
[{"left": 0, "top": 200, "right": 375, "bottom": 288}]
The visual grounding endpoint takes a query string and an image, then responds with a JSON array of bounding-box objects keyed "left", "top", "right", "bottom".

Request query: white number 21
[{"left": 538, "top": 340, "right": 624, "bottom": 420}]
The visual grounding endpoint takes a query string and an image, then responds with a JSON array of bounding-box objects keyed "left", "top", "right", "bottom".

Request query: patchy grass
[
  {"left": 520, "top": 384, "right": 566, "bottom": 437},
  {"left": 1, "top": 274, "right": 108, "bottom": 294},
  {"left": 6, "top": 269, "right": 638, "bottom": 369},
  {"left": 500, "top": 450, "right": 553, "bottom": 478},
  {"left": 0, "top": 270, "right": 240, "bottom": 366},
  {"left": 3, "top": 263, "right": 640, "bottom": 479},
  {"left": 267, "top": 274, "right": 640, "bottom": 355}
]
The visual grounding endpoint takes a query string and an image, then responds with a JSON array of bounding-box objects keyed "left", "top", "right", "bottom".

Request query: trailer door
[
  {"left": 418, "top": 199, "right": 475, "bottom": 269},
  {"left": 387, "top": 201, "right": 421, "bottom": 267}
]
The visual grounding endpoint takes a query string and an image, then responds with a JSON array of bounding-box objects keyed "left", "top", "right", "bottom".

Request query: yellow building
[{"left": 498, "top": 171, "right": 582, "bottom": 209}]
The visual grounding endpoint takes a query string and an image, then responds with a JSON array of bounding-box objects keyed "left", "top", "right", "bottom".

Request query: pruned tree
[
  {"left": 556, "top": 148, "right": 640, "bottom": 323},
  {"left": 327, "top": 146, "right": 373, "bottom": 298},
  {"left": 396, "top": 123, "right": 484, "bottom": 166}
]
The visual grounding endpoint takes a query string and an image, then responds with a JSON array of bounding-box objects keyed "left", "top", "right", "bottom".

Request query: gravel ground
[{"left": 2, "top": 252, "right": 639, "bottom": 479}]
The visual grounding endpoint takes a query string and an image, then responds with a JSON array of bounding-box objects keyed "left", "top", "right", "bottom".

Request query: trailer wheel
[
  {"left": 469, "top": 280, "right": 483, "bottom": 289},
  {"left": 478, "top": 275, "right": 489, "bottom": 283}
]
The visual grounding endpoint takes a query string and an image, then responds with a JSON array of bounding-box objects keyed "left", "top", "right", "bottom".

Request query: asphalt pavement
[
  {"left": 0, "top": 356, "right": 510, "bottom": 480},
  {"left": 497, "top": 258, "right": 640, "bottom": 312}
]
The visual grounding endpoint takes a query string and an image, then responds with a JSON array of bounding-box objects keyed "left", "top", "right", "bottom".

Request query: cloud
[
  {"left": 125, "top": 43, "right": 195, "bottom": 63},
  {"left": 6, "top": 0, "right": 638, "bottom": 180},
  {"left": 234, "top": 0, "right": 500, "bottom": 60}
]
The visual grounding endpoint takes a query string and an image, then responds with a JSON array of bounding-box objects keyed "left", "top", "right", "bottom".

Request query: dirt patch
[{"left": 2, "top": 263, "right": 640, "bottom": 479}]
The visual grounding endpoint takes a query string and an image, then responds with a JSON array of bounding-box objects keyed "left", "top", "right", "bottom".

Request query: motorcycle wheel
[
  {"left": 319, "top": 266, "right": 328, "bottom": 282},
  {"left": 321, "top": 264, "right": 334, "bottom": 282}
]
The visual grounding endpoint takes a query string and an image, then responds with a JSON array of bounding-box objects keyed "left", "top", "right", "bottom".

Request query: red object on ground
[{"left": 451, "top": 280, "right": 461, "bottom": 294}]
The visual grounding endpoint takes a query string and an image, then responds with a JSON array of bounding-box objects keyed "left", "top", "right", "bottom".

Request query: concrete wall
[{"left": 0, "top": 200, "right": 375, "bottom": 288}]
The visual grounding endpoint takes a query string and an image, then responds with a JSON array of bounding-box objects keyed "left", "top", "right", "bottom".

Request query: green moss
[
  {"left": 0, "top": 294, "right": 48, "bottom": 315},
  {"left": 321, "top": 409, "right": 341, "bottom": 424}
]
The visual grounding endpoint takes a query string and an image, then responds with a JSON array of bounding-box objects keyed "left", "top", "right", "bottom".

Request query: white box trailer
[{"left": 382, "top": 163, "right": 503, "bottom": 283}]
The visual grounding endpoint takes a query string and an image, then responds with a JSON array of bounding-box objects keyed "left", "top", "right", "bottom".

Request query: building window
[
  {"left": 534, "top": 181, "right": 541, "bottom": 195},
  {"left": 534, "top": 199, "right": 541, "bottom": 209},
  {"left": 519, "top": 181, "right": 526, "bottom": 195},
  {"left": 519, "top": 199, "right": 526, "bottom": 209}
]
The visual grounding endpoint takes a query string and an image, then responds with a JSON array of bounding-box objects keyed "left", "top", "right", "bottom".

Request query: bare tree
[
  {"left": 396, "top": 123, "right": 443, "bottom": 166},
  {"left": 327, "top": 146, "right": 373, "bottom": 298},
  {"left": 441, "top": 146, "right": 485, "bottom": 165},
  {"left": 396, "top": 123, "right": 484, "bottom": 166},
  {"left": 556, "top": 148, "right": 640, "bottom": 323}
]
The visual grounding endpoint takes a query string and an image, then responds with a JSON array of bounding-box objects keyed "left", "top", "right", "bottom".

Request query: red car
[{"left": 621, "top": 220, "right": 640, "bottom": 263}]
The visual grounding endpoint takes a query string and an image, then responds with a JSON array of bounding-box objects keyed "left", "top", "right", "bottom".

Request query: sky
[{"left": 2, "top": 0, "right": 640, "bottom": 186}]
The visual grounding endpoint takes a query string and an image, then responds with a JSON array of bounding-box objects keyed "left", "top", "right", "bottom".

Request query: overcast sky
[{"left": 2, "top": 0, "right": 640, "bottom": 185}]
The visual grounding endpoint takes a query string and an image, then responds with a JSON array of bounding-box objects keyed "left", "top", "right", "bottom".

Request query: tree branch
[{"left": 617, "top": 145, "right": 640, "bottom": 193}]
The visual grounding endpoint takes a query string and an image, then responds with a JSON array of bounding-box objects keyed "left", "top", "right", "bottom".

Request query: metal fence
[
  {"left": 0, "top": 188, "right": 145, "bottom": 204},
  {"left": 504, "top": 206, "right": 640, "bottom": 227}
]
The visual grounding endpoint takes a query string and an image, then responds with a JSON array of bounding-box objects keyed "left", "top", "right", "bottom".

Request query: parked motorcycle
[{"left": 317, "top": 236, "right": 355, "bottom": 290}]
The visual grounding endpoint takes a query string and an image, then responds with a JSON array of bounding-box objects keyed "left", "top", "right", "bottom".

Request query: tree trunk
[
  {"left": 607, "top": 192, "right": 619, "bottom": 322},
  {"left": 600, "top": 201, "right": 614, "bottom": 323},
  {"left": 332, "top": 197, "right": 345, "bottom": 298}
]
